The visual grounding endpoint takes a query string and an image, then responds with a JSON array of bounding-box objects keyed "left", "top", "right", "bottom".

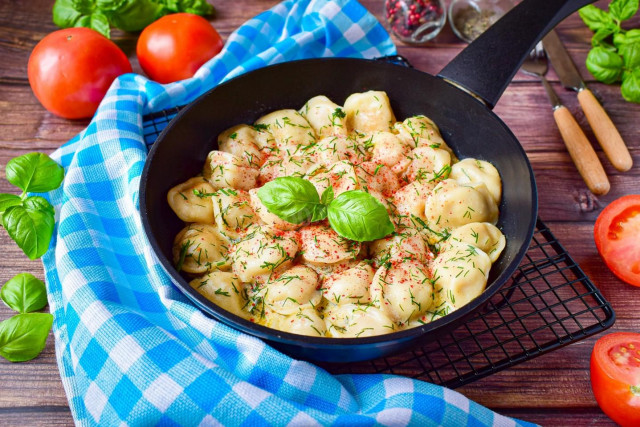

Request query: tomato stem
[{"left": 632, "top": 385, "right": 640, "bottom": 396}]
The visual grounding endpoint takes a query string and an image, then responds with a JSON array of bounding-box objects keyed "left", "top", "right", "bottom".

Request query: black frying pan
[{"left": 140, "top": 0, "right": 594, "bottom": 362}]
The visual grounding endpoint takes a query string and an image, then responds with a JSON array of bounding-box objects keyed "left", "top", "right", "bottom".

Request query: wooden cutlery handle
[
  {"left": 578, "top": 88, "right": 633, "bottom": 172},
  {"left": 553, "top": 105, "right": 610, "bottom": 195}
]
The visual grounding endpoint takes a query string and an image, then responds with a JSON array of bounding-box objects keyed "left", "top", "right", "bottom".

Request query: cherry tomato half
[
  {"left": 591, "top": 332, "right": 640, "bottom": 427},
  {"left": 28, "top": 28, "right": 132, "bottom": 119},
  {"left": 136, "top": 13, "right": 224, "bottom": 84},
  {"left": 594, "top": 194, "right": 640, "bottom": 287}
]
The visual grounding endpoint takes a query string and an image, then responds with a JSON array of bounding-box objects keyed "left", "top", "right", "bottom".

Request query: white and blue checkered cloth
[{"left": 41, "top": 1, "right": 536, "bottom": 425}]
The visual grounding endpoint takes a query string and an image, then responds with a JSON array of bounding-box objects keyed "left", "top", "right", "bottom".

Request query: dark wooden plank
[{"left": 0, "top": 0, "right": 637, "bottom": 425}]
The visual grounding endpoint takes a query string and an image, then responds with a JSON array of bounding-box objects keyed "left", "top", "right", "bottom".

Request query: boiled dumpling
[
  {"left": 344, "top": 91, "right": 396, "bottom": 133},
  {"left": 230, "top": 225, "right": 299, "bottom": 282},
  {"left": 167, "top": 177, "right": 216, "bottom": 224},
  {"left": 300, "top": 95, "right": 348, "bottom": 138},
  {"left": 431, "top": 242, "right": 492, "bottom": 309},
  {"left": 190, "top": 271, "right": 248, "bottom": 319},
  {"left": 173, "top": 223, "right": 230, "bottom": 275},
  {"left": 450, "top": 158, "right": 502, "bottom": 204}
]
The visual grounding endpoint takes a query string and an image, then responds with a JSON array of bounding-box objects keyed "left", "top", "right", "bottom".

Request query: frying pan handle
[{"left": 437, "top": 0, "right": 596, "bottom": 109}]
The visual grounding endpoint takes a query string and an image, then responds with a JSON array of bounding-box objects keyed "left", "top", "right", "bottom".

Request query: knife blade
[
  {"left": 542, "top": 30, "right": 633, "bottom": 172},
  {"left": 542, "top": 30, "right": 585, "bottom": 91}
]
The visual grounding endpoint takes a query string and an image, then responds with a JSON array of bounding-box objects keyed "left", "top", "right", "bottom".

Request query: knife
[{"left": 542, "top": 30, "right": 633, "bottom": 172}]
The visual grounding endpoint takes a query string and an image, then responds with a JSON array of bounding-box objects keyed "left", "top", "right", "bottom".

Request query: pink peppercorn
[{"left": 385, "top": 0, "right": 446, "bottom": 44}]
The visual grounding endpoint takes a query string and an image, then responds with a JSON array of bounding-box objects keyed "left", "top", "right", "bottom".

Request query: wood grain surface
[{"left": 1, "top": 1, "right": 639, "bottom": 426}]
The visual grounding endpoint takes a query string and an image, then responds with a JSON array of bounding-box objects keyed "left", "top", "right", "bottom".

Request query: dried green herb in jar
[{"left": 452, "top": 6, "right": 499, "bottom": 42}]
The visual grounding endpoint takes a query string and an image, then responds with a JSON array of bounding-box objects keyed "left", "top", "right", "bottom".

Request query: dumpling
[
  {"left": 230, "top": 225, "right": 299, "bottom": 282},
  {"left": 431, "top": 242, "right": 492, "bottom": 309},
  {"left": 190, "top": 271, "right": 248, "bottom": 319},
  {"left": 218, "top": 124, "right": 267, "bottom": 168},
  {"left": 312, "top": 135, "right": 369, "bottom": 166},
  {"left": 322, "top": 262, "right": 375, "bottom": 305},
  {"left": 369, "top": 132, "right": 412, "bottom": 175},
  {"left": 390, "top": 180, "right": 435, "bottom": 229},
  {"left": 211, "top": 188, "right": 257, "bottom": 239},
  {"left": 446, "top": 222, "right": 506, "bottom": 263},
  {"left": 393, "top": 115, "right": 452, "bottom": 154},
  {"left": 403, "top": 146, "right": 452, "bottom": 183},
  {"left": 369, "top": 228, "right": 430, "bottom": 267},
  {"left": 423, "top": 179, "right": 499, "bottom": 237},
  {"left": 259, "top": 265, "right": 322, "bottom": 315},
  {"left": 265, "top": 306, "right": 326, "bottom": 337},
  {"left": 203, "top": 150, "right": 259, "bottom": 191},
  {"left": 299, "top": 223, "right": 360, "bottom": 265},
  {"left": 248, "top": 188, "right": 300, "bottom": 231},
  {"left": 173, "top": 223, "right": 230, "bottom": 275},
  {"left": 370, "top": 260, "right": 433, "bottom": 325},
  {"left": 450, "top": 158, "right": 502, "bottom": 204},
  {"left": 258, "top": 155, "right": 317, "bottom": 185},
  {"left": 254, "top": 109, "right": 316, "bottom": 154},
  {"left": 355, "top": 161, "right": 401, "bottom": 197},
  {"left": 299, "top": 95, "right": 348, "bottom": 138},
  {"left": 167, "top": 176, "right": 216, "bottom": 224},
  {"left": 344, "top": 91, "right": 396, "bottom": 133},
  {"left": 325, "top": 303, "right": 396, "bottom": 337},
  {"left": 309, "top": 161, "right": 360, "bottom": 198}
]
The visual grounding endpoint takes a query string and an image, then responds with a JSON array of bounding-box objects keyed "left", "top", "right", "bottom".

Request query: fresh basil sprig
[
  {"left": 0, "top": 273, "right": 53, "bottom": 362},
  {"left": 257, "top": 177, "right": 394, "bottom": 242},
  {"left": 579, "top": 0, "right": 640, "bottom": 103},
  {"left": 52, "top": 0, "right": 215, "bottom": 39},
  {"left": 1, "top": 153, "right": 64, "bottom": 259}
]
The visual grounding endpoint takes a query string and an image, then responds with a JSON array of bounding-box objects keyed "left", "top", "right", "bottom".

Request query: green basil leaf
[
  {"left": 609, "top": 0, "right": 639, "bottom": 22},
  {"left": 592, "top": 24, "right": 619, "bottom": 48},
  {"left": 1, "top": 273, "right": 48, "bottom": 314},
  {"left": 5, "top": 153, "right": 65, "bottom": 193},
  {"left": 321, "top": 185, "right": 334, "bottom": 206},
  {"left": 100, "top": 0, "right": 164, "bottom": 32},
  {"left": 327, "top": 190, "right": 394, "bottom": 242},
  {"left": 158, "top": 0, "right": 214, "bottom": 15},
  {"left": 89, "top": 11, "right": 111, "bottom": 38},
  {"left": 620, "top": 41, "right": 640, "bottom": 69},
  {"left": 0, "top": 194, "right": 22, "bottom": 216},
  {"left": 579, "top": 5, "right": 614, "bottom": 31},
  {"left": 180, "top": 0, "right": 214, "bottom": 15},
  {"left": 0, "top": 313, "right": 53, "bottom": 362},
  {"left": 586, "top": 47, "right": 624, "bottom": 84},
  {"left": 3, "top": 196, "right": 55, "bottom": 260},
  {"left": 52, "top": 0, "right": 86, "bottom": 28},
  {"left": 621, "top": 69, "right": 640, "bottom": 103},
  {"left": 257, "top": 177, "right": 326, "bottom": 224}
]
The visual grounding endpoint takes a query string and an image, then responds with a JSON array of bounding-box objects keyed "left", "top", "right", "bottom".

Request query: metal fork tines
[
  {"left": 521, "top": 43, "right": 562, "bottom": 109},
  {"left": 521, "top": 43, "right": 610, "bottom": 195}
]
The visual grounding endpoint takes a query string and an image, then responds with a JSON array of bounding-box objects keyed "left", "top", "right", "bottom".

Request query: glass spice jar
[
  {"left": 385, "top": 0, "right": 446, "bottom": 45},
  {"left": 448, "top": 0, "right": 516, "bottom": 43}
]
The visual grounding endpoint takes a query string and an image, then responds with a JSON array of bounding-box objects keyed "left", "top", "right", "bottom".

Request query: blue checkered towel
[{"left": 41, "top": 1, "right": 536, "bottom": 425}]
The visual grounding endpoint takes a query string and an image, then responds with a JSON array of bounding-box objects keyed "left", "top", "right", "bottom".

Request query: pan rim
[{"left": 140, "top": 57, "right": 538, "bottom": 352}]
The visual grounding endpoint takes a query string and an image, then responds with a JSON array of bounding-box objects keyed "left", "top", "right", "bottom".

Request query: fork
[{"left": 521, "top": 43, "right": 610, "bottom": 195}]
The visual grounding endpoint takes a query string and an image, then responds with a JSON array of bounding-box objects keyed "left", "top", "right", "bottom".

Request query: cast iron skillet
[{"left": 141, "top": 0, "right": 595, "bottom": 362}]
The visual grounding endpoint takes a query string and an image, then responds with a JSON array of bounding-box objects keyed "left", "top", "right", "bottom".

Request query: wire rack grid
[{"left": 141, "top": 103, "right": 614, "bottom": 390}]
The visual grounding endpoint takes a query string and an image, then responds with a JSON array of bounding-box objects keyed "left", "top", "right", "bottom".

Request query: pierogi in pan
[{"left": 167, "top": 91, "right": 505, "bottom": 338}]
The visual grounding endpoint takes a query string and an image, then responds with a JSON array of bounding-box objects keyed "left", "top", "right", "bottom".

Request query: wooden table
[{"left": 1, "top": 1, "right": 638, "bottom": 425}]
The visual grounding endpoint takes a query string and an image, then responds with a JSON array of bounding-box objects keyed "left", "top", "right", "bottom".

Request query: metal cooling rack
[
  {"left": 320, "top": 220, "right": 614, "bottom": 387},
  {"left": 142, "top": 107, "right": 614, "bottom": 389}
]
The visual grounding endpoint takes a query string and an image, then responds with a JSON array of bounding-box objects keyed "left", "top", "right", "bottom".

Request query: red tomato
[
  {"left": 591, "top": 332, "right": 640, "bottom": 427},
  {"left": 136, "top": 13, "right": 223, "bottom": 84},
  {"left": 28, "top": 28, "right": 132, "bottom": 119},
  {"left": 594, "top": 194, "right": 640, "bottom": 287}
]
